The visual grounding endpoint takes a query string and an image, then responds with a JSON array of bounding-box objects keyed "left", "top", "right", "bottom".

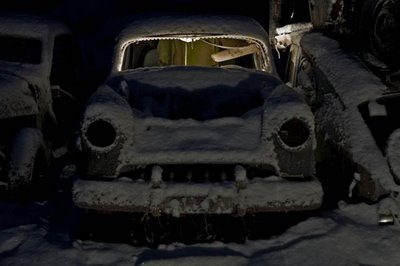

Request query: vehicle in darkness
[
  {"left": 0, "top": 14, "right": 81, "bottom": 198},
  {"left": 276, "top": 1, "right": 400, "bottom": 212},
  {"left": 73, "top": 15, "right": 323, "bottom": 216},
  {"left": 305, "top": 0, "right": 400, "bottom": 87},
  {"left": 283, "top": 29, "right": 400, "bottom": 218}
]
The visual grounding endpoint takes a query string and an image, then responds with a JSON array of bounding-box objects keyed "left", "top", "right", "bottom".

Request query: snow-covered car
[
  {"left": 73, "top": 15, "right": 323, "bottom": 216},
  {"left": 0, "top": 14, "right": 81, "bottom": 198},
  {"left": 285, "top": 31, "right": 400, "bottom": 208}
]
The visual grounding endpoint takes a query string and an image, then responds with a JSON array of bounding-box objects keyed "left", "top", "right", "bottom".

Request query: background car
[
  {"left": 284, "top": 30, "right": 400, "bottom": 210},
  {"left": 0, "top": 13, "right": 81, "bottom": 199}
]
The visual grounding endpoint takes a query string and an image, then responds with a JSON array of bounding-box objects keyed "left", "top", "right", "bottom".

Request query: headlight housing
[
  {"left": 277, "top": 118, "right": 310, "bottom": 149},
  {"left": 84, "top": 119, "right": 117, "bottom": 148}
]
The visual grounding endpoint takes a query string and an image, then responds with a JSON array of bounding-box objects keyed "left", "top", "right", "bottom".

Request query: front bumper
[{"left": 73, "top": 176, "right": 323, "bottom": 216}]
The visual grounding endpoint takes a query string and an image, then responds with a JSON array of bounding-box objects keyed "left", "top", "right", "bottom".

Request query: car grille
[{"left": 119, "top": 164, "right": 275, "bottom": 183}]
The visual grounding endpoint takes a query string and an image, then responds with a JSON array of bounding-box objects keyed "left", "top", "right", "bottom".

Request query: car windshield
[
  {"left": 121, "top": 37, "right": 263, "bottom": 70},
  {"left": 0, "top": 35, "right": 42, "bottom": 64}
]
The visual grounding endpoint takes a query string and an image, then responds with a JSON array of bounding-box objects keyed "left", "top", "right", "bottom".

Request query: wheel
[
  {"left": 359, "top": 0, "right": 400, "bottom": 71},
  {"left": 8, "top": 128, "right": 50, "bottom": 200}
]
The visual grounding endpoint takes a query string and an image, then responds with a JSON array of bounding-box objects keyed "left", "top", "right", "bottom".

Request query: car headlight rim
[
  {"left": 277, "top": 117, "right": 311, "bottom": 151},
  {"left": 83, "top": 118, "right": 118, "bottom": 150}
]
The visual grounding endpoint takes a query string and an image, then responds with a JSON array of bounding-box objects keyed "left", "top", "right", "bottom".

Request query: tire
[
  {"left": 8, "top": 128, "right": 50, "bottom": 200},
  {"left": 359, "top": 0, "right": 400, "bottom": 71}
]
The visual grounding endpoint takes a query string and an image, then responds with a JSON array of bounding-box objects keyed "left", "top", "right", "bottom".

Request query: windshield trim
[{"left": 114, "top": 35, "right": 272, "bottom": 73}]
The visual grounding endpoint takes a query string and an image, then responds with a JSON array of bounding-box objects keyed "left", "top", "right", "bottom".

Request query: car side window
[
  {"left": 50, "top": 34, "right": 81, "bottom": 89},
  {"left": 0, "top": 35, "right": 42, "bottom": 64}
]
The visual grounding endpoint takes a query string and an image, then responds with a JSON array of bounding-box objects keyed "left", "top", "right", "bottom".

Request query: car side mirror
[
  {"left": 51, "top": 85, "right": 75, "bottom": 101},
  {"left": 51, "top": 85, "right": 61, "bottom": 98}
]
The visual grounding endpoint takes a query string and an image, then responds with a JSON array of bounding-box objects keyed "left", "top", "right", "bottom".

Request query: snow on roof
[
  {"left": 116, "top": 15, "right": 270, "bottom": 48},
  {"left": 0, "top": 12, "right": 70, "bottom": 39}
]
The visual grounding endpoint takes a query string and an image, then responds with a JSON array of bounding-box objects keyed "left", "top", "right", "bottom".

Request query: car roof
[
  {"left": 117, "top": 14, "right": 270, "bottom": 46},
  {"left": 0, "top": 12, "right": 70, "bottom": 39}
]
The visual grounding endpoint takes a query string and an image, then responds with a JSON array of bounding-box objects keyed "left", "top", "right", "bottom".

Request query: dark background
[{"left": 0, "top": 0, "right": 311, "bottom": 33}]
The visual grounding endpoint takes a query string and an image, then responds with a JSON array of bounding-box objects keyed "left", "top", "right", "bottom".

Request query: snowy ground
[{"left": 1, "top": 170, "right": 399, "bottom": 266}]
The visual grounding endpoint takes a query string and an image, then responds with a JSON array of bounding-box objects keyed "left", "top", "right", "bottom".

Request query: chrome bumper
[{"left": 73, "top": 177, "right": 323, "bottom": 216}]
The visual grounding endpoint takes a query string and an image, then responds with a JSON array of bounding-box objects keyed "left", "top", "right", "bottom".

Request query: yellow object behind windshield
[{"left": 157, "top": 39, "right": 217, "bottom": 66}]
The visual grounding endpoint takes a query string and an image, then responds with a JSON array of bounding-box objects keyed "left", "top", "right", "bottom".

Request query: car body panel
[{"left": 0, "top": 72, "right": 38, "bottom": 119}]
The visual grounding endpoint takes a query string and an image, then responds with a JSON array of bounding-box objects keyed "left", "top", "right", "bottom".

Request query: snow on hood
[
  {"left": 106, "top": 66, "right": 281, "bottom": 120},
  {"left": 108, "top": 66, "right": 281, "bottom": 92},
  {"left": 82, "top": 67, "right": 304, "bottom": 175},
  {"left": 0, "top": 72, "right": 37, "bottom": 119},
  {"left": 301, "top": 33, "right": 383, "bottom": 103},
  {"left": 0, "top": 62, "right": 46, "bottom": 85}
]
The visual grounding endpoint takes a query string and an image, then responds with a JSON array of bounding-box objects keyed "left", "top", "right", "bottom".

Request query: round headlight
[
  {"left": 278, "top": 118, "right": 310, "bottom": 148},
  {"left": 85, "top": 119, "right": 116, "bottom": 148}
]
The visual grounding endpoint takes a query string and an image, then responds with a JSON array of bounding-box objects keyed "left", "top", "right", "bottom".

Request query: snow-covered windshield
[
  {"left": 121, "top": 38, "right": 263, "bottom": 70},
  {"left": 0, "top": 35, "right": 42, "bottom": 64}
]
